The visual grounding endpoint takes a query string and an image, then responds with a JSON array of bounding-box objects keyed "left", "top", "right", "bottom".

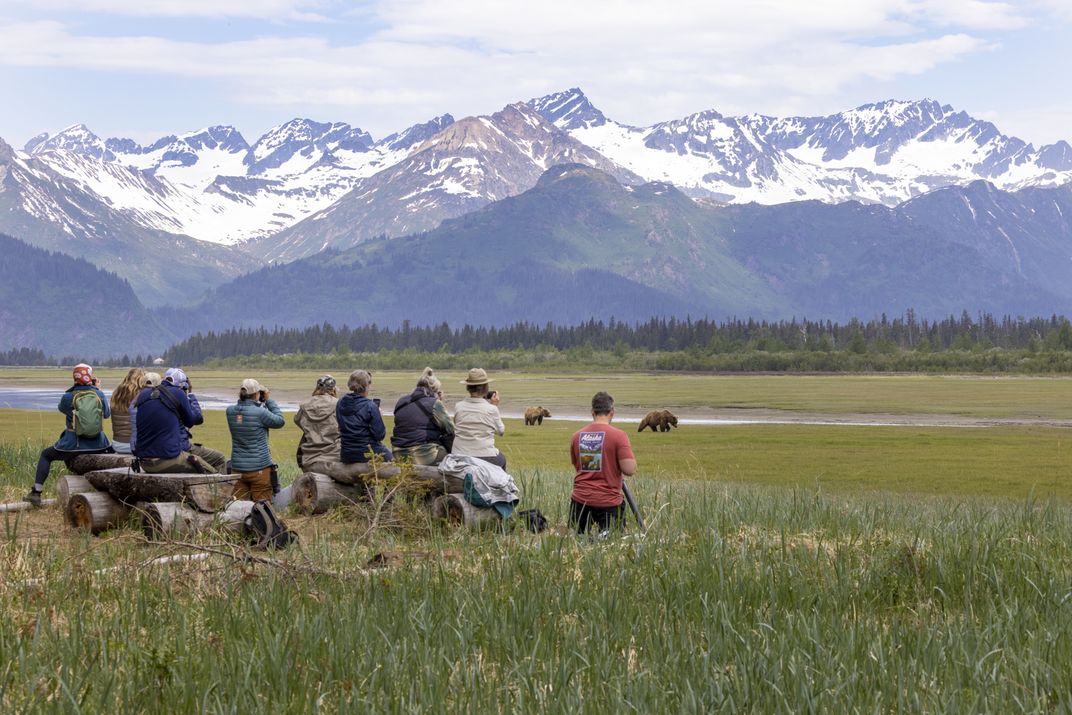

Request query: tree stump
[
  {"left": 57, "top": 475, "right": 96, "bottom": 510},
  {"left": 431, "top": 494, "right": 502, "bottom": 530},
  {"left": 65, "top": 492, "right": 132, "bottom": 534},
  {"left": 64, "top": 453, "right": 136, "bottom": 475},
  {"left": 292, "top": 472, "right": 367, "bottom": 515},
  {"left": 141, "top": 500, "right": 254, "bottom": 539},
  {"left": 84, "top": 468, "right": 236, "bottom": 512}
]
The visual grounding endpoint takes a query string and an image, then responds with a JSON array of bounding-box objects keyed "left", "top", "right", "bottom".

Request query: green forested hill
[{"left": 0, "top": 233, "right": 174, "bottom": 357}]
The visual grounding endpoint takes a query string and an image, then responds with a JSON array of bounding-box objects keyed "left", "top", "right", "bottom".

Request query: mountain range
[
  {"left": 2, "top": 88, "right": 1072, "bottom": 355},
  {"left": 170, "top": 165, "right": 1071, "bottom": 336}
]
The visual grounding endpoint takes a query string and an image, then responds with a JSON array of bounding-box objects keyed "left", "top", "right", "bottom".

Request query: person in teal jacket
[
  {"left": 226, "top": 378, "right": 285, "bottom": 502},
  {"left": 25, "top": 363, "right": 111, "bottom": 506}
]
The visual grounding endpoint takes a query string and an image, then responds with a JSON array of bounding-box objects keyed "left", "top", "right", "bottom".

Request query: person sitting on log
[
  {"left": 24, "top": 363, "right": 113, "bottom": 507},
  {"left": 108, "top": 367, "right": 145, "bottom": 454},
  {"left": 294, "top": 374, "right": 341, "bottom": 471},
  {"left": 227, "top": 378, "right": 286, "bottom": 501},
  {"left": 164, "top": 367, "right": 227, "bottom": 473},
  {"left": 569, "top": 391, "right": 637, "bottom": 536},
  {"left": 337, "top": 370, "right": 392, "bottom": 463},
  {"left": 451, "top": 368, "right": 507, "bottom": 469},
  {"left": 133, "top": 370, "right": 219, "bottom": 474},
  {"left": 391, "top": 367, "right": 454, "bottom": 466}
]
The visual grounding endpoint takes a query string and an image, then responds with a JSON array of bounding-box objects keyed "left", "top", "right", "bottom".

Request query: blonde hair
[
  {"left": 110, "top": 367, "right": 146, "bottom": 412},
  {"left": 416, "top": 367, "right": 441, "bottom": 395},
  {"left": 347, "top": 370, "right": 371, "bottom": 393}
]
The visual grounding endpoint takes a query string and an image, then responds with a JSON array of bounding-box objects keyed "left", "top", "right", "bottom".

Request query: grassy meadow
[{"left": 1, "top": 370, "right": 1072, "bottom": 712}]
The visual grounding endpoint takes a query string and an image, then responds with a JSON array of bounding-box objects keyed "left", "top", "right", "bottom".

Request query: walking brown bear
[{"left": 638, "top": 409, "right": 678, "bottom": 432}]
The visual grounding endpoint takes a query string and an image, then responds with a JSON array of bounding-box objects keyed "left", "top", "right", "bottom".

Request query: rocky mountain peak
[
  {"left": 378, "top": 114, "right": 455, "bottom": 152},
  {"left": 527, "top": 87, "right": 607, "bottom": 130},
  {"left": 27, "top": 123, "right": 113, "bottom": 160}
]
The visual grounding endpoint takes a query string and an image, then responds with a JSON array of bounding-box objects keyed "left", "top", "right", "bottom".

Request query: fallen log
[
  {"left": 84, "top": 468, "right": 236, "bottom": 511},
  {"left": 57, "top": 474, "right": 96, "bottom": 510},
  {"left": 292, "top": 472, "right": 367, "bottom": 515},
  {"left": 141, "top": 500, "right": 254, "bottom": 539},
  {"left": 0, "top": 499, "right": 57, "bottom": 513},
  {"left": 65, "top": 492, "right": 132, "bottom": 534},
  {"left": 64, "top": 453, "right": 136, "bottom": 475},
  {"left": 431, "top": 494, "right": 502, "bottom": 530},
  {"left": 315, "top": 462, "right": 463, "bottom": 493}
]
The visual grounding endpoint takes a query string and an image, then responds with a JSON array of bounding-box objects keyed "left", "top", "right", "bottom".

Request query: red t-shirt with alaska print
[{"left": 570, "top": 423, "right": 635, "bottom": 508}]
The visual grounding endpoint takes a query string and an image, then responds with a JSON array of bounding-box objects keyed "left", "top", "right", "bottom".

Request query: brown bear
[
  {"left": 638, "top": 409, "right": 678, "bottom": 433},
  {"left": 524, "top": 406, "right": 552, "bottom": 426}
]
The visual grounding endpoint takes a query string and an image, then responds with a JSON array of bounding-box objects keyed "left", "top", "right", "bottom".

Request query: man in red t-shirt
[{"left": 569, "top": 391, "right": 637, "bottom": 534}]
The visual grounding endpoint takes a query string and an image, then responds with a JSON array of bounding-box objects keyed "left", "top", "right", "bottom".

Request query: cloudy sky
[{"left": 1, "top": 0, "right": 1069, "bottom": 147}]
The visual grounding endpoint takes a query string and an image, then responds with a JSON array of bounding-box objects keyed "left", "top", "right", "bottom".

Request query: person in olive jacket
[
  {"left": 337, "top": 370, "right": 392, "bottom": 463},
  {"left": 227, "top": 378, "right": 285, "bottom": 501},
  {"left": 294, "top": 374, "right": 341, "bottom": 471}
]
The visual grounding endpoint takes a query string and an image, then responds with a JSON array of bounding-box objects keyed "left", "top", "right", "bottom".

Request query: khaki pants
[
  {"left": 232, "top": 467, "right": 274, "bottom": 501},
  {"left": 141, "top": 451, "right": 216, "bottom": 474},
  {"left": 190, "top": 444, "right": 226, "bottom": 472}
]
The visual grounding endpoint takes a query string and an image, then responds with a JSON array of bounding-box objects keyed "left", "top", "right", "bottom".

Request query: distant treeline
[
  {"left": 0, "top": 347, "right": 50, "bottom": 366},
  {"left": 164, "top": 312, "right": 1072, "bottom": 363},
  {"left": 110, "top": 312, "right": 1072, "bottom": 373},
  {"left": 13, "top": 312, "right": 1072, "bottom": 373}
]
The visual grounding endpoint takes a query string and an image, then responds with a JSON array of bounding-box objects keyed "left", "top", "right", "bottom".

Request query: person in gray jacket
[
  {"left": 226, "top": 378, "right": 285, "bottom": 501},
  {"left": 294, "top": 375, "right": 341, "bottom": 471}
]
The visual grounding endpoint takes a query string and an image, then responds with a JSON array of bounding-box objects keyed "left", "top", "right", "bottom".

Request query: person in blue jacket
[
  {"left": 337, "top": 370, "right": 392, "bottom": 463},
  {"left": 227, "top": 378, "right": 285, "bottom": 501},
  {"left": 132, "top": 369, "right": 218, "bottom": 474},
  {"left": 25, "top": 363, "right": 111, "bottom": 506}
]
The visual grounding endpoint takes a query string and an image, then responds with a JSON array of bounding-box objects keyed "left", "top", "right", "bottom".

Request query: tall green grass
[{"left": 1, "top": 467, "right": 1071, "bottom": 712}]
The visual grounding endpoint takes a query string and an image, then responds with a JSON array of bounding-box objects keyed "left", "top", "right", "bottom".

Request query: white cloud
[
  {"left": 4, "top": 0, "right": 333, "bottom": 21},
  {"left": 0, "top": 0, "right": 1050, "bottom": 135}
]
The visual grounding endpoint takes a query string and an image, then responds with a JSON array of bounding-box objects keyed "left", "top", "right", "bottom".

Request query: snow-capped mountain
[
  {"left": 0, "top": 136, "right": 246, "bottom": 306},
  {"left": 255, "top": 103, "right": 641, "bottom": 262},
  {"left": 22, "top": 115, "right": 455, "bottom": 245},
  {"left": 529, "top": 89, "right": 1072, "bottom": 205},
  {"left": 11, "top": 88, "right": 1072, "bottom": 271}
]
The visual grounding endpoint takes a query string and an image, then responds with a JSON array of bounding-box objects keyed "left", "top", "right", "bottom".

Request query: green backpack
[{"left": 71, "top": 390, "right": 104, "bottom": 438}]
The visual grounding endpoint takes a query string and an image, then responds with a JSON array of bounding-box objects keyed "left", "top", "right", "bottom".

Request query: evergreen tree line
[
  {"left": 164, "top": 311, "right": 1072, "bottom": 365},
  {"left": 0, "top": 347, "right": 49, "bottom": 366}
]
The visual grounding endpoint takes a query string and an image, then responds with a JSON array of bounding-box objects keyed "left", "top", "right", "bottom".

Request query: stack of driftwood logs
[{"left": 58, "top": 454, "right": 502, "bottom": 537}]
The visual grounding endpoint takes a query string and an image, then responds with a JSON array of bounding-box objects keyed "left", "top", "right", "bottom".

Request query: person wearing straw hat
[
  {"left": 451, "top": 368, "right": 507, "bottom": 469},
  {"left": 227, "top": 378, "right": 285, "bottom": 501}
]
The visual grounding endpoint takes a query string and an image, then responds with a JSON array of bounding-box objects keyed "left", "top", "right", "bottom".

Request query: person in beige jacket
[
  {"left": 451, "top": 368, "right": 507, "bottom": 469},
  {"left": 294, "top": 375, "right": 341, "bottom": 471}
]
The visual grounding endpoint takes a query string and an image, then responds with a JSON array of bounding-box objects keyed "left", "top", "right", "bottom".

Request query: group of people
[{"left": 27, "top": 364, "right": 639, "bottom": 534}]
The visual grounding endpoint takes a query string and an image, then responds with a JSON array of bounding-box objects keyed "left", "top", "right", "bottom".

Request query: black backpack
[
  {"left": 516, "top": 509, "right": 548, "bottom": 533},
  {"left": 244, "top": 500, "right": 297, "bottom": 549}
]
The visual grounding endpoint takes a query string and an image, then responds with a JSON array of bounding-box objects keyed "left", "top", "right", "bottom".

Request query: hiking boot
[{"left": 23, "top": 490, "right": 43, "bottom": 507}]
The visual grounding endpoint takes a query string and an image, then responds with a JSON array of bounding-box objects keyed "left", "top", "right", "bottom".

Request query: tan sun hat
[{"left": 460, "top": 368, "right": 492, "bottom": 386}]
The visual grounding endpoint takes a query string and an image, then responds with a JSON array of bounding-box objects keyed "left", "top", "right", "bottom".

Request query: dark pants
[
  {"left": 569, "top": 499, "right": 625, "bottom": 535},
  {"left": 476, "top": 452, "right": 507, "bottom": 470},
  {"left": 347, "top": 443, "right": 394, "bottom": 463},
  {"left": 35, "top": 446, "right": 109, "bottom": 490}
]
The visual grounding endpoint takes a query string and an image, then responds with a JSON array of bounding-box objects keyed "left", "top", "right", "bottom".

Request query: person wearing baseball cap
[
  {"left": 451, "top": 368, "right": 507, "bottom": 469},
  {"left": 227, "top": 378, "right": 285, "bottom": 501},
  {"left": 25, "top": 363, "right": 112, "bottom": 506},
  {"left": 132, "top": 366, "right": 218, "bottom": 474},
  {"left": 294, "top": 375, "right": 341, "bottom": 471},
  {"left": 162, "top": 367, "right": 226, "bottom": 473}
]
